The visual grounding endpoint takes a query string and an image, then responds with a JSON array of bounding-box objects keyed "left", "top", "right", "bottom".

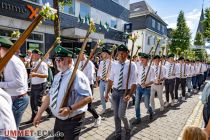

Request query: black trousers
[
  {"left": 30, "top": 83, "right": 51, "bottom": 118},
  {"left": 164, "top": 79, "right": 175, "bottom": 102},
  {"left": 54, "top": 113, "right": 85, "bottom": 140},
  {"left": 87, "top": 84, "right": 99, "bottom": 119},
  {"left": 175, "top": 78, "right": 186, "bottom": 99}
]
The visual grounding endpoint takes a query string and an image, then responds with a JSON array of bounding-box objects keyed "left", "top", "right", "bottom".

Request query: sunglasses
[{"left": 55, "top": 57, "right": 64, "bottom": 62}]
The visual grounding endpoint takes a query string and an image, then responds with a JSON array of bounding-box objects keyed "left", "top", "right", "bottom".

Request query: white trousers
[{"left": 150, "top": 84, "right": 164, "bottom": 111}]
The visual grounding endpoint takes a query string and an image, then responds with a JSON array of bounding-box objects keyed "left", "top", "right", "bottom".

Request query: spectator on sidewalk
[{"left": 182, "top": 126, "right": 207, "bottom": 140}]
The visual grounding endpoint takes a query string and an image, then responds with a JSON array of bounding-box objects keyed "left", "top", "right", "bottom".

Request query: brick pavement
[{"left": 20, "top": 81, "right": 205, "bottom": 140}]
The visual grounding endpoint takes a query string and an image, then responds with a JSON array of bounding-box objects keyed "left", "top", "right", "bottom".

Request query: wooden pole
[
  {"left": 32, "top": 38, "right": 61, "bottom": 72},
  {"left": 0, "top": 15, "right": 43, "bottom": 72},
  {"left": 144, "top": 40, "right": 160, "bottom": 83},
  {"left": 81, "top": 41, "right": 99, "bottom": 71},
  {"left": 124, "top": 40, "right": 135, "bottom": 96},
  {"left": 60, "top": 24, "right": 94, "bottom": 108}
]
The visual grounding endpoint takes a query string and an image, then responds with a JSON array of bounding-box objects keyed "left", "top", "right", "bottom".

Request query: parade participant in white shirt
[
  {"left": 0, "top": 37, "right": 29, "bottom": 128},
  {"left": 78, "top": 51, "right": 101, "bottom": 128},
  {"left": 164, "top": 54, "right": 176, "bottom": 107},
  {"left": 105, "top": 44, "right": 137, "bottom": 139},
  {"left": 191, "top": 60, "right": 198, "bottom": 92},
  {"left": 150, "top": 55, "right": 165, "bottom": 112},
  {"left": 0, "top": 88, "right": 17, "bottom": 140},
  {"left": 24, "top": 49, "right": 52, "bottom": 124},
  {"left": 97, "top": 47, "right": 113, "bottom": 114},
  {"left": 186, "top": 59, "right": 193, "bottom": 95},
  {"left": 196, "top": 60, "right": 205, "bottom": 90},
  {"left": 174, "top": 57, "right": 189, "bottom": 101},
  {"left": 33, "top": 45, "right": 92, "bottom": 140},
  {"left": 132, "top": 53, "right": 154, "bottom": 125}
]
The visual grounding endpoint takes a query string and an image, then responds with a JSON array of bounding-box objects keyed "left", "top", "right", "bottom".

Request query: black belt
[
  {"left": 100, "top": 79, "right": 107, "bottom": 82},
  {"left": 32, "top": 82, "right": 46, "bottom": 87},
  {"left": 113, "top": 88, "right": 126, "bottom": 92},
  {"left": 57, "top": 112, "right": 85, "bottom": 122},
  {"left": 154, "top": 83, "right": 163, "bottom": 85},
  {"left": 11, "top": 93, "right": 27, "bottom": 100}
]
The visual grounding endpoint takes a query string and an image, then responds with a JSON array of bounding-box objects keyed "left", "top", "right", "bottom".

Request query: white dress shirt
[
  {"left": 0, "top": 88, "right": 17, "bottom": 138},
  {"left": 49, "top": 67, "right": 92, "bottom": 120},
  {"left": 97, "top": 59, "right": 113, "bottom": 80},
  {"left": 164, "top": 62, "right": 176, "bottom": 79},
  {"left": 152, "top": 64, "right": 166, "bottom": 83},
  {"left": 109, "top": 60, "right": 137, "bottom": 89},
  {"left": 175, "top": 63, "right": 189, "bottom": 78},
  {"left": 0, "top": 55, "right": 28, "bottom": 96},
  {"left": 31, "top": 60, "right": 48, "bottom": 85},
  {"left": 136, "top": 62, "right": 155, "bottom": 85},
  {"left": 79, "top": 59, "right": 95, "bottom": 85}
]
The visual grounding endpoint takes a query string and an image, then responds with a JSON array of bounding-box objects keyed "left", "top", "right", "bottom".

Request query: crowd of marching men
[{"left": 0, "top": 35, "right": 210, "bottom": 140}]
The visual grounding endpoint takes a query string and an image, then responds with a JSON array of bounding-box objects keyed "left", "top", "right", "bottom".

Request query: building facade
[
  {"left": 0, "top": 0, "right": 129, "bottom": 54},
  {"left": 128, "top": 1, "right": 167, "bottom": 54}
]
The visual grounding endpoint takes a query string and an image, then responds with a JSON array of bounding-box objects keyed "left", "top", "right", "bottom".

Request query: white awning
[{"left": 62, "top": 28, "right": 104, "bottom": 41}]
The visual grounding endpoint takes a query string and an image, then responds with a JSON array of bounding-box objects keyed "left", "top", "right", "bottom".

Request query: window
[
  {"left": 80, "top": 2, "right": 90, "bottom": 18},
  {"left": 162, "top": 25, "right": 165, "bottom": 33},
  {"left": 157, "top": 23, "right": 160, "bottom": 31},
  {"left": 110, "top": 19, "right": 117, "bottom": 29},
  {"left": 152, "top": 19, "right": 155, "bottom": 28},
  {"left": 60, "top": 0, "right": 75, "bottom": 15}
]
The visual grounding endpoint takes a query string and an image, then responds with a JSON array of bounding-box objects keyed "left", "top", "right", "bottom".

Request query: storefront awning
[{"left": 62, "top": 28, "right": 104, "bottom": 40}]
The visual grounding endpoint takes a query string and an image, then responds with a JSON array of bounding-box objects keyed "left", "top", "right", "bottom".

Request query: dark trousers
[
  {"left": 204, "top": 71, "right": 207, "bottom": 83},
  {"left": 54, "top": 113, "right": 85, "bottom": 140},
  {"left": 87, "top": 84, "right": 99, "bottom": 119},
  {"left": 164, "top": 79, "right": 175, "bottom": 102},
  {"left": 175, "top": 78, "right": 186, "bottom": 99},
  {"left": 192, "top": 76, "right": 197, "bottom": 89},
  {"left": 196, "top": 74, "right": 203, "bottom": 90},
  {"left": 30, "top": 83, "right": 51, "bottom": 119}
]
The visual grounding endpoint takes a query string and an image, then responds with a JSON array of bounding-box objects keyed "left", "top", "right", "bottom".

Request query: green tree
[
  {"left": 169, "top": 11, "right": 191, "bottom": 54},
  {"left": 194, "top": 32, "right": 205, "bottom": 46},
  {"left": 202, "top": 8, "right": 210, "bottom": 38}
]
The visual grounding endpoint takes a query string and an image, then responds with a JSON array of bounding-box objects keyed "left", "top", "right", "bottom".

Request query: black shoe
[
  {"left": 115, "top": 135, "right": 121, "bottom": 140},
  {"left": 150, "top": 113, "right": 153, "bottom": 121},
  {"left": 125, "top": 129, "right": 131, "bottom": 136},
  {"left": 22, "top": 119, "right": 33, "bottom": 125},
  {"left": 132, "top": 99, "right": 135, "bottom": 106},
  {"left": 132, "top": 119, "right": 141, "bottom": 125}
]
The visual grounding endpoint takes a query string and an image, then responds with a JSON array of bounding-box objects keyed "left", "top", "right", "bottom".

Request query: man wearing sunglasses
[{"left": 33, "top": 45, "right": 92, "bottom": 140}]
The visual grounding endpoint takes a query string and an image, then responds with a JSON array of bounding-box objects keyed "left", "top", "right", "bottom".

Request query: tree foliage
[
  {"left": 194, "top": 32, "right": 205, "bottom": 46},
  {"left": 202, "top": 8, "right": 210, "bottom": 38},
  {"left": 169, "top": 11, "right": 191, "bottom": 54}
]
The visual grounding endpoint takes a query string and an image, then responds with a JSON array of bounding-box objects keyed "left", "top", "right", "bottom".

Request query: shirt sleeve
[
  {"left": 0, "top": 62, "right": 26, "bottom": 89},
  {"left": 39, "top": 62, "right": 48, "bottom": 76},
  {"left": 74, "top": 71, "right": 92, "bottom": 97}
]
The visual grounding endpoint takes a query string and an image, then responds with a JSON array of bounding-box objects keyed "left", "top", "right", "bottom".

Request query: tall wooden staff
[
  {"left": 158, "top": 46, "right": 166, "bottom": 80},
  {"left": 60, "top": 20, "right": 96, "bottom": 108},
  {"left": 32, "top": 37, "right": 61, "bottom": 72},
  {"left": 104, "top": 45, "right": 116, "bottom": 80},
  {"left": 134, "top": 46, "right": 141, "bottom": 56},
  {"left": 148, "top": 46, "right": 154, "bottom": 55},
  {"left": 0, "top": 4, "right": 57, "bottom": 73},
  {"left": 81, "top": 40, "right": 102, "bottom": 71},
  {"left": 144, "top": 39, "right": 160, "bottom": 83},
  {"left": 124, "top": 33, "right": 138, "bottom": 96}
]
